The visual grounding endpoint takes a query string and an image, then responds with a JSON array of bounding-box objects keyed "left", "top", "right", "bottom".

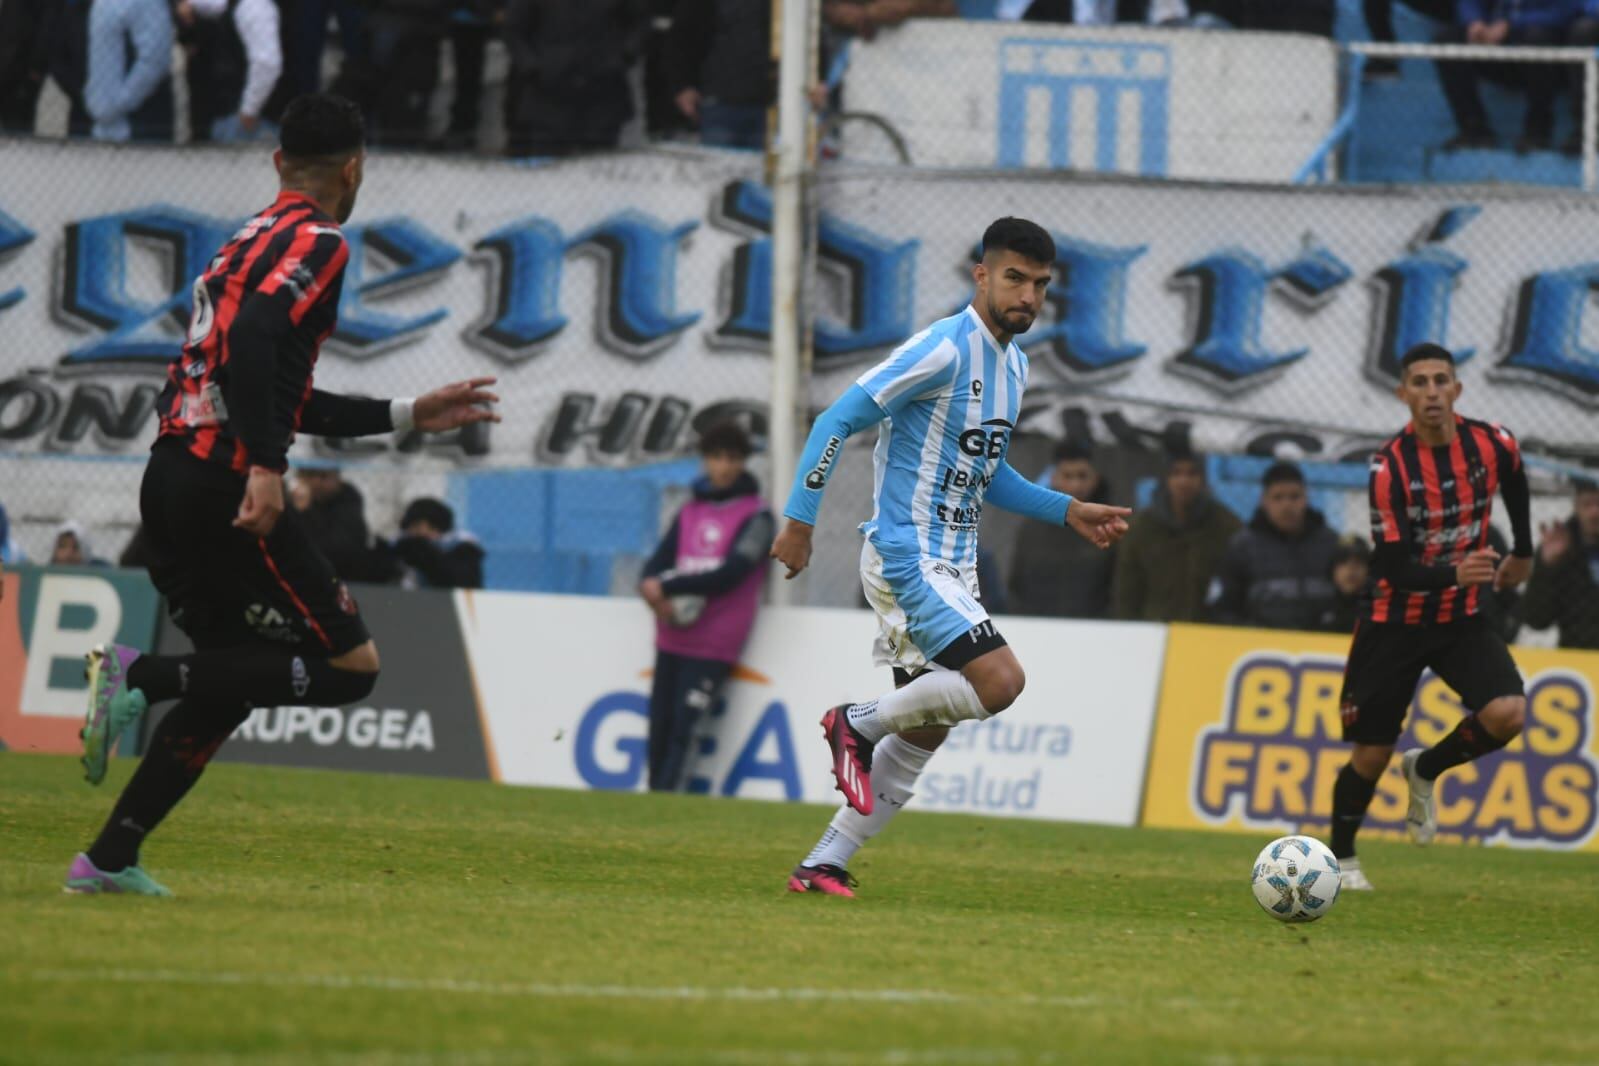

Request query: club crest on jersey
[{"left": 805, "top": 435, "right": 843, "bottom": 489}]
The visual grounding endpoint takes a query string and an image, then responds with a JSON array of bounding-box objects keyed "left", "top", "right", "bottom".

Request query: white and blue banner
[
  {"left": 2, "top": 138, "right": 1598, "bottom": 474},
  {"left": 460, "top": 591, "right": 1167, "bottom": 824}
]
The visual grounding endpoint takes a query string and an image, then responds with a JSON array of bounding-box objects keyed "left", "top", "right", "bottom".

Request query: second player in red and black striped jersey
[
  {"left": 156, "top": 190, "right": 353, "bottom": 474},
  {"left": 1366, "top": 414, "right": 1532, "bottom": 626}
]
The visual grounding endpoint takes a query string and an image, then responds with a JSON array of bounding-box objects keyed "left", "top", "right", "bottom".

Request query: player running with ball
[
  {"left": 1330, "top": 342, "right": 1533, "bottom": 891},
  {"left": 770, "top": 217, "right": 1131, "bottom": 897}
]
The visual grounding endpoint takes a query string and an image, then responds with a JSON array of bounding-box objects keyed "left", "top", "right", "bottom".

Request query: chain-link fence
[{"left": 4, "top": 0, "right": 1598, "bottom": 624}]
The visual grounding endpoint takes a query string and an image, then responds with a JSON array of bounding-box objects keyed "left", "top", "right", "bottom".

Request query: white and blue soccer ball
[{"left": 1250, "top": 835, "right": 1341, "bottom": 923}]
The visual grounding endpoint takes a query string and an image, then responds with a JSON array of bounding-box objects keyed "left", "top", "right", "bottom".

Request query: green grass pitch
[{"left": 3, "top": 753, "right": 1597, "bottom": 1065}]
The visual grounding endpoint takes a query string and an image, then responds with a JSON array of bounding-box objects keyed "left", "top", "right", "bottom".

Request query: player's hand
[
  {"left": 1483, "top": 19, "right": 1510, "bottom": 43},
  {"left": 1494, "top": 554, "right": 1532, "bottom": 592},
  {"left": 1538, "top": 520, "right": 1572, "bottom": 566},
  {"left": 1455, "top": 547, "right": 1500, "bottom": 587},
  {"left": 234, "top": 467, "right": 285, "bottom": 537},
  {"left": 770, "top": 520, "right": 814, "bottom": 580},
  {"left": 413, "top": 377, "right": 502, "bottom": 433},
  {"left": 639, "top": 576, "right": 665, "bottom": 605},
  {"left": 1066, "top": 500, "right": 1132, "bottom": 549}
]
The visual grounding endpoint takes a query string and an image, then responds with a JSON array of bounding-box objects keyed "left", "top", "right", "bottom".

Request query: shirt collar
[{"left": 965, "top": 305, "right": 1010, "bottom": 358}]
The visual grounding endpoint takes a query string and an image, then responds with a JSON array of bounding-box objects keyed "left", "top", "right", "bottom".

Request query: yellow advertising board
[{"left": 1141, "top": 624, "right": 1599, "bottom": 851}]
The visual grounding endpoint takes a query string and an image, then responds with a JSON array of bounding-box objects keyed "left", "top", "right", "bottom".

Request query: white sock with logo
[
  {"left": 803, "top": 735, "right": 935, "bottom": 869},
  {"left": 845, "top": 671, "right": 988, "bottom": 743}
]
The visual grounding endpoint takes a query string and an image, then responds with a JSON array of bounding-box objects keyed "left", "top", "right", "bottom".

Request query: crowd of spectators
[
  {"left": 996, "top": 444, "right": 1597, "bottom": 647},
  {"left": 8, "top": 0, "right": 1582, "bottom": 156}
]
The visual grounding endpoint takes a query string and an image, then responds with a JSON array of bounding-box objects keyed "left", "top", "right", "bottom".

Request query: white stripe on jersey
[
  {"left": 910, "top": 378, "right": 958, "bottom": 557},
  {"left": 863, "top": 333, "right": 954, "bottom": 408}
]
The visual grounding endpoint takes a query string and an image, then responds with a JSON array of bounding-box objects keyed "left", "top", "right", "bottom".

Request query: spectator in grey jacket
[
  {"left": 0, "top": 0, "right": 52, "bottom": 131},
  {"left": 84, "top": 0, "right": 174, "bottom": 141},
  {"left": 1207, "top": 461, "right": 1340, "bottom": 631}
]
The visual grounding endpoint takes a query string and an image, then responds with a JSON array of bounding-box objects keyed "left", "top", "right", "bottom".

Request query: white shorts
[{"left": 859, "top": 540, "right": 990, "bottom": 674}]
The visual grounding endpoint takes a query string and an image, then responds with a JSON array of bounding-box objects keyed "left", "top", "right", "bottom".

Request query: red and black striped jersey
[
  {"left": 1365, "top": 415, "right": 1528, "bottom": 626},
  {"left": 156, "top": 191, "right": 349, "bottom": 474}
]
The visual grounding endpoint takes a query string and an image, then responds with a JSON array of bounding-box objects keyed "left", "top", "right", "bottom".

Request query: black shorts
[
  {"left": 139, "top": 439, "right": 370, "bottom": 656},
  {"left": 891, "top": 619, "right": 1009, "bottom": 687},
  {"left": 1339, "top": 616, "right": 1524, "bottom": 745}
]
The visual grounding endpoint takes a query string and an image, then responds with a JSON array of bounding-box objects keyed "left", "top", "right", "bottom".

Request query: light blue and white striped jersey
[{"left": 857, "top": 306, "right": 1029, "bottom": 568}]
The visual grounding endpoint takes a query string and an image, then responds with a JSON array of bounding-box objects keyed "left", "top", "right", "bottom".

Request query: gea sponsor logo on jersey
[
  {"left": 232, "top": 705, "right": 437, "bottom": 751},
  {"left": 1191, "top": 653, "right": 1598, "bottom": 847}
]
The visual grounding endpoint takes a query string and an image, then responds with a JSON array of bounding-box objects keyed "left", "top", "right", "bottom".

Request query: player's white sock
[
  {"left": 804, "top": 734, "right": 933, "bottom": 868},
  {"left": 845, "top": 671, "right": 987, "bottom": 743}
]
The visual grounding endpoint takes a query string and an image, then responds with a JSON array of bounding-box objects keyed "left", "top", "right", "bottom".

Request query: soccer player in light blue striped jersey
[{"left": 772, "top": 218, "right": 1132, "bottom": 897}]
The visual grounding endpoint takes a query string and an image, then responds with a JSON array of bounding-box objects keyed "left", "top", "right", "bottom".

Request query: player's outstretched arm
[
  {"left": 771, "top": 385, "right": 887, "bottom": 578},
  {"left": 986, "top": 462, "right": 1130, "bottom": 548},
  {"left": 299, "top": 379, "right": 501, "bottom": 439}
]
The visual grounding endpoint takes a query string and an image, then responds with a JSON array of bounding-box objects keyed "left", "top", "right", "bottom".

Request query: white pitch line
[{"left": 15, "top": 967, "right": 1133, "bottom": 1011}]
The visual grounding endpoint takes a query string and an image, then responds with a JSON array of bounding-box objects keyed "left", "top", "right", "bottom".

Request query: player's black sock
[
  {"left": 132, "top": 648, "right": 377, "bottom": 708},
  {"left": 86, "top": 698, "right": 251, "bottom": 871},
  {"left": 1415, "top": 713, "right": 1510, "bottom": 781},
  {"left": 1330, "top": 763, "right": 1379, "bottom": 859}
]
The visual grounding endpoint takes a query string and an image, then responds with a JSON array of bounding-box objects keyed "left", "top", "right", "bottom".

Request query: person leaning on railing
[{"left": 1435, "top": 0, "right": 1584, "bottom": 154}]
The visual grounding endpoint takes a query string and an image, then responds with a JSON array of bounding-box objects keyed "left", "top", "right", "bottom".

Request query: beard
[{"left": 989, "top": 299, "right": 1035, "bottom": 335}]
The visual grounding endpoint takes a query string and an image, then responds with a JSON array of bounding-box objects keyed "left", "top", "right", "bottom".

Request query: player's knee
[
  {"left": 1481, "top": 695, "right": 1525, "bottom": 739},
  {"left": 331, "top": 640, "right": 381, "bottom": 675},
  {"left": 977, "top": 665, "right": 1025, "bottom": 714},
  {"left": 1350, "top": 744, "right": 1393, "bottom": 780}
]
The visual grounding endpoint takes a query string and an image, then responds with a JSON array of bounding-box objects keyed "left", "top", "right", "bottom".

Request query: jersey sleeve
[
  {"left": 985, "top": 461, "right": 1071, "bottom": 525},
  {"left": 783, "top": 385, "right": 887, "bottom": 525},
  {"left": 1368, "top": 448, "right": 1408, "bottom": 547},
  {"left": 256, "top": 225, "right": 349, "bottom": 327},
  {"left": 1488, "top": 423, "right": 1532, "bottom": 556},
  {"left": 854, "top": 333, "right": 958, "bottom": 417}
]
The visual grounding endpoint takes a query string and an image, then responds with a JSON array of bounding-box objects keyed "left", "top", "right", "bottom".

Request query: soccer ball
[{"left": 1249, "top": 835, "right": 1341, "bottom": 923}]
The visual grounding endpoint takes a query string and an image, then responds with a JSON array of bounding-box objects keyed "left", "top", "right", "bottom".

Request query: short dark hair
[
  {"left": 698, "top": 421, "right": 753, "bottom": 458},
  {"left": 1166, "top": 445, "right": 1205, "bottom": 474},
  {"left": 1262, "top": 461, "right": 1305, "bottom": 489},
  {"left": 1399, "top": 343, "right": 1455, "bottom": 371},
  {"left": 1331, "top": 534, "right": 1371, "bottom": 569},
  {"left": 401, "top": 497, "right": 454, "bottom": 533},
  {"left": 1053, "top": 438, "right": 1095, "bottom": 465},
  {"left": 981, "top": 217, "right": 1055, "bottom": 266},
  {"left": 280, "top": 94, "right": 364, "bottom": 160}
]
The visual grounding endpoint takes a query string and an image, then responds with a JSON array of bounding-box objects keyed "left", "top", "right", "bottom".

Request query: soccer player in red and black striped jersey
[
  {"left": 1329, "top": 342, "right": 1532, "bottom": 891},
  {"left": 65, "top": 94, "right": 501, "bottom": 896}
]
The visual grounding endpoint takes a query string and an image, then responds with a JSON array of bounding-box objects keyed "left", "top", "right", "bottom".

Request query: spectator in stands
[
  {"left": 279, "top": 0, "right": 369, "bottom": 106},
  {"left": 823, "top": 0, "right": 956, "bottom": 40},
  {"left": 0, "top": 0, "right": 51, "bottom": 132},
  {"left": 1562, "top": 6, "right": 1599, "bottom": 153},
  {"left": 504, "top": 0, "right": 645, "bottom": 157},
  {"left": 1521, "top": 479, "right": 1599, "bottom": 648},
  {"left": 359, "top": 0, "right": 450, "bottom": 148},
  {"left": 1320, "top": 535, "right": 1372, "bottom": 632},
  {"left": 84, "top": 0, "right": 175, "bottom": 141},
  {"left": 644, "top": 0, "right": 693, "bottom": 140},
  {"left": 385, "top": 497, "right": 485, "bottom": 590},
  {"left": 638, "top": 422, "right": 772, "bottom": 792},
  {"left": 1435, "top": 0, "right": 1579, "bottom": 153},
  {"left": 175, "top": 0, "right": 282, "bottom": 143},
  {"left": 434, "top": 1, "right": 504, "bottom": 152},
  {"left": 0, "top": 502, "right": 23, "bottom": 563},
  {"left": 1003, "top": 0, "right": 1229, "bottom": 26},
  {"left": 1008, "top": 440, "right": 1117, "bottom": 619},
  {"left": 1186, "top": 0, "right": 1333, "bottom": 34},
  {"left": 1206, "top": 461, "right": 1341, "bottom": 631},
  {"left": 50, "top": 521, "right": 110, "bottom": 567},
  {"left": 1113, "top": 447, "right": 1241, "bottom": 622},
  {"left": 1362, "top": 0, "right": 1454, "bottom": 79},
  {"left": 290, "top": 466, "right": 375, "bottom": 583},
  {"left": 666, "top": 0, "right": 772, "bottom": 149}
]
